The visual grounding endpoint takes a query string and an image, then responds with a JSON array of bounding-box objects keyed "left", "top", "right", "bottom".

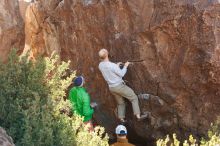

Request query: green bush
[
  {"left": 157, "top": 133, "right": 220, "bottom": 146},
  {"left": 207, "top": 116, "right": 220, "bottom": 138},
  {"left": 156, "top": 118, "right": 220, "bottom": 146},
  {"left": 0, "top": 50, "right": 109, "bottom": 146}
]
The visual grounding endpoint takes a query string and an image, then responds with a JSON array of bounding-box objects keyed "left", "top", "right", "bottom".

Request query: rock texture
[
  {"left": 19, "top": 0, "right": 33, "bottom": 21},
  {"left": 0, "top": 0, "right": 25, "bottom": 62},
  {"left": 0, "top": 127, "right": 15, "bottom": 146},
  {"left": 22, "top": 0, "right": 220, "bottom": 142}
]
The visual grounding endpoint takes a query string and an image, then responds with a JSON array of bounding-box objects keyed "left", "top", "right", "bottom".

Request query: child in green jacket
[{"left": 69, "top": 76, "right": 94, "bottom": 130}]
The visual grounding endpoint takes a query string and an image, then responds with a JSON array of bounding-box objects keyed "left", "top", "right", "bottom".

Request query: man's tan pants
[{"left": 109, "top": 83, "right": 141, "bottom": 119}]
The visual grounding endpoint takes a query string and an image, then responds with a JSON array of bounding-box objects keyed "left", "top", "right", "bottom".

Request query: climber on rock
[
  {"left": 69, "top": 76, "right": 97, "bottom": 131},
  {"left": 98, "top": 48, "right": 149, "bottom": 123}
]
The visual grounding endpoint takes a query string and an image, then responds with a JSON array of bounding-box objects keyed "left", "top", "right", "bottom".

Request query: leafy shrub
[
  {"left": 156, "top": 134, "right": 195, "bottom": 146},
  {"left": 157, "top": 133, "right": 220, "bottom": 146},
  {"left": 207, "top": 116, "right": 220, "bottom": 138},
  {"left": 156, "top": 118, "right": 220, "bottom": 146},
  {"left": 0, "top": 50, "right": 109, "bottom": 146}
]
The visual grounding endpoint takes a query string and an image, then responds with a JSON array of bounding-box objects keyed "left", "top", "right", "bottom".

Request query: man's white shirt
[{"left": 99, "top": 61, "right": 127, "bottom": 87}]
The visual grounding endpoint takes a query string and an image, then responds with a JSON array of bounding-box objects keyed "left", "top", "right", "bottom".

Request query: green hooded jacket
[{"left": 69, "top": 87, "right": 94, "bottom": 122}]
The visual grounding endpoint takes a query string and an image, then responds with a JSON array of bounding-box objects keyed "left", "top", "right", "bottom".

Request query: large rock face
[
  {"left": 24, "top": 0, "right": 220, "bottom": 143},
  {"left": 0, "top": 0, "right": 25, "bottom": 62},
  {"left": 19, "top": 0, "right": 33, "bottom": 21}
]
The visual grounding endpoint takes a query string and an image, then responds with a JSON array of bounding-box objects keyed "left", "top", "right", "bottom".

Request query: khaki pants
[{"left": 109, "top": 83, "right": 140, "bottom": 119}]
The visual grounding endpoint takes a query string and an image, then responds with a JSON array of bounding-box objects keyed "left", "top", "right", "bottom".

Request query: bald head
[{"left": 98, "top": 48, "right": 109, "bottom": 60}]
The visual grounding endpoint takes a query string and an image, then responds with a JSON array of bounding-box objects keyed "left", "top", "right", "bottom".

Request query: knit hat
[
  {"left": 115, "top": 125, "right": 127, "bottom": 135},
  {"left": 73, "top": 76, "right": 84, "bottom": 87}
]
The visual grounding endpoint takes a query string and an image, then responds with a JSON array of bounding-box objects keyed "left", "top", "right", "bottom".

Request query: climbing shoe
[
  {"left": 137, "top": 112, "right": 150, "bottom": 121},
  {"left": 119, "top": 118, "right": 127, "bottom": 124},
  {"left": 138, "top": 93, "right": 150, "bottom": 100}
]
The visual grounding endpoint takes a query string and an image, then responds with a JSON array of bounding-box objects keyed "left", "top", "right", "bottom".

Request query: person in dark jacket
[
  {"left": 111, "top": 125, "right": 134, "bottom": 146},
  {"left": 69, "top": 76, "right": 95, "bottom": 131}
]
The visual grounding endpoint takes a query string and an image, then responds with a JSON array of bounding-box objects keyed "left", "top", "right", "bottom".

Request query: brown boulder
[
  {"left": 23, "top": 0, "right": 220, "bottom": 141},
  {"left": 0, "top": 0, "right": 25, "bottom": 62},
  {"left": 19, "top": 0, "right": 33, "bottom": 21}
]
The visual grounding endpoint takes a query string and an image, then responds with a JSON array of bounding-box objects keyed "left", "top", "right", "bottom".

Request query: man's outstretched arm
[{"left": 113, "top": 61, "right": 130, "bottom": 77}]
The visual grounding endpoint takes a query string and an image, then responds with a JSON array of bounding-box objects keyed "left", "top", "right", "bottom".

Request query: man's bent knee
[{"left": 127, "top": 94, "right": 138, "bottom": 102}]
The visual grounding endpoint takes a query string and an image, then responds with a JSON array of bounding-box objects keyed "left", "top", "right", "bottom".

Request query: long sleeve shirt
[{"left": 98, "top": 61, "right": 127, "bottom": 87}]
